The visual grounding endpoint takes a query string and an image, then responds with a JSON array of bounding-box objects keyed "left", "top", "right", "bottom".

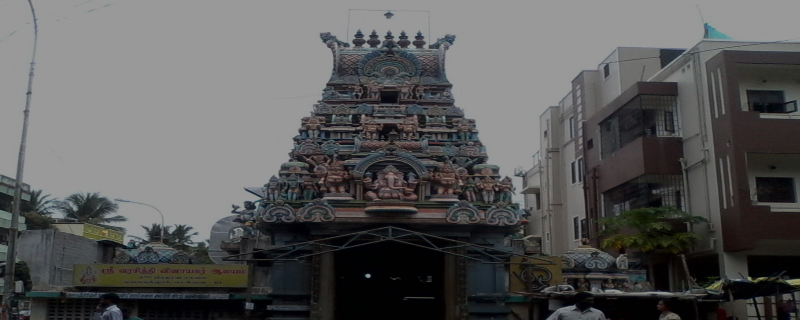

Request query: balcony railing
[{"left": 749, "top": 100, "right": 798, "bottom": 114}]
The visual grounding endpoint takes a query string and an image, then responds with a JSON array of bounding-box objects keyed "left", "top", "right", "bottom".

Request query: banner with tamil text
[{"left": 73, "top": 264, "right": 249, "bottom": 288}]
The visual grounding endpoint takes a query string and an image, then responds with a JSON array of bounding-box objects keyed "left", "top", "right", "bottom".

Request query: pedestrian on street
[
  {"left": 657, "top": 299, "right": 681, "bottom": 320},
  {"left": 121, "top": 308, "right": 142, "bottom": 320},
  {"left": 546, "top": 292, "right": 608, "bottom": 320},
  {"left": 93, "top": 293, "right": 124, "bottom": 320}
]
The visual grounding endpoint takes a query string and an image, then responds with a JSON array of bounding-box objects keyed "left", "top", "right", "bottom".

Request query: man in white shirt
[
  {"left": 546, "top": 292, "right": 607, "bottom": 320},
  {"left": 93, "top": 293, "right": 124, "bottom": 320}
]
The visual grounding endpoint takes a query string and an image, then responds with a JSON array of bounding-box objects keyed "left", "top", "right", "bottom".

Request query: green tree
[
  {"left": 169, "top": 224, "right": 198, "bottom": 252},
  {"left": 21, "top": 189, "right": 57, "bottom": 216},
  {"left": 58, "top": 192, "right": 127, "bottom": 229},
  {"left": 191, "top": 240, "right": 214, "bottom": 264},
  {"left": 137, "top": 223, "right": 172, "bottom": 243},
  {"left": 600, "top": 206, "right": 707, "bottom": 287},
  {"left": 21, "top": 190, "right": 57, "bottom": 230}
]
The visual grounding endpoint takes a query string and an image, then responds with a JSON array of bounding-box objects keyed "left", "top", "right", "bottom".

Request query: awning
[
  {"left": 706, "top": 277, "right": 800, "bottom": 301},
  {"left": 521, "top": 186, "right": 540, "bottom": 195}
]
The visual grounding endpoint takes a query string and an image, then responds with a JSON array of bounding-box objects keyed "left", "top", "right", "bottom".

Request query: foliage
[
  {"left": 191, "top": 240, "right": 214, "bottom": 264},
  {"left": 21, "top": 211, "right": 54, "bottom": 230},
  {"left": 21, "top": 189, "right": 57, "bottom": 216},
  {"left": 58, "top": 192, "right": 127, "bottom": 229},
  {"left": 599, "top": 207, "right": 708, "bottom": 254},
  {"left": 0, "top": 261, "right": 32, "bottom": 292},
  {"left": 134, "top": 224, "right": 209, "bottom": 262}
]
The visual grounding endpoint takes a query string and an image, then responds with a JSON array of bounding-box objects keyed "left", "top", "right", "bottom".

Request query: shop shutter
[{"left": 46, "top": 299, "right": 95, "bottom": 320}]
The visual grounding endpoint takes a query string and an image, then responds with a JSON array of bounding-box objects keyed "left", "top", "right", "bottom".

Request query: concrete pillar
[
  {"left": 720, "top": 252, "right": 749, "bottom": 319},
  {"left": 29, "top": 298, "right": 48, "bottom": 320}
]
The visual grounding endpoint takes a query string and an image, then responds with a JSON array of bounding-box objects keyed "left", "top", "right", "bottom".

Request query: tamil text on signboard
[{"left": 73, "top": 264, "right": 249, "bottom": 288}]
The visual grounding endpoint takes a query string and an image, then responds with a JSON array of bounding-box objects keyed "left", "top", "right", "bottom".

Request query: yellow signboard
[
  {"left": 74, "top": 264, "right": 249, "bottom": 288},
  {"left": 83, "top": 224, "right": 125, "bottom": 244}
]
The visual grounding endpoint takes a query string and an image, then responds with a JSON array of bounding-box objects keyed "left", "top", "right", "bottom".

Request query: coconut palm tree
[
  {"left": 21, "top": 189, "right": 58, "bottom": 229},
  {"left": 22, "top": 189, "right": 57, "bottom": 216},
  {"left": 169, "top": 224, "right": 198, "bottom": 252},
  {"left": 138, "top": 223, "right": 172, "bottom": 243},
  {"left": 58, "top": 192, "right": 127, "bottom": 229}
]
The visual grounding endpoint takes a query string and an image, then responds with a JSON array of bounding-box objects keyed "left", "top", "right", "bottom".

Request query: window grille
[
  {"left": 601, "top": 174, "right": 685, "bottom": 217},
  {"left": 599, "top": 95, "right": 679, "bottom": 158}
]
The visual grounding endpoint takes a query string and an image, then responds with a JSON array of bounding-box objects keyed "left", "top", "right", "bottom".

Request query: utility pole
[{"left": 3, "top": 1, "right": 38, "bottom": 318}]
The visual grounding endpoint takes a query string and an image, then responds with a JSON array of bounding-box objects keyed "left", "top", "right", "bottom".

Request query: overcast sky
[{"left": 1, "top": 0, "right": 799, "bottom": 242}]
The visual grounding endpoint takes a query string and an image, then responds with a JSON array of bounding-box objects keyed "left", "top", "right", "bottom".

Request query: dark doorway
[
  {"left": 335, "top": 241, "right": 445, "bottom": 320},
  {"left": 380, "top": 91, "right": 399, "bottom": 104}
]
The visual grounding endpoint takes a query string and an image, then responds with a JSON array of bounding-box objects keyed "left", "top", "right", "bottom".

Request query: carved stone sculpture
[
  {"left": 231, "top": 201, "right": 257, "bottom": 223},
  {"left": 461, "top": 177, "right": 478, "bottom": 202},
  {"left": 301, "top": 174, "right": 319, "bottom": 200},
  {"left": 364, "top": 165, "right": 418, "bottom": 201},
  {"left": 433, "top": 162, "right": 461, "bottom": 196},
  {"left": 453, "top": 118, "right": 473, "bottom": 141},
  {"left": 496, "top": 176, "right": 516, "bottom": 203},
  {"left": 397, "top": 115, "right": 418, "bottom": 140},
  {"left": 478, "top": 176, "right": 497, "bottom": 203},
  {"left": 263, "top": 175, "right": 282, "bottom": 201},
  {"left": 323, "top": 161, "right": 351, "bottom": 194},
  {"left": 286, "top": 174, "right": 302, "bottom": 201},
  {"left": 301, "top": 116, "right": 323, "bottom": 139},
  {"left": 361, "top": 117, "right": 383, "bottom": 140}
]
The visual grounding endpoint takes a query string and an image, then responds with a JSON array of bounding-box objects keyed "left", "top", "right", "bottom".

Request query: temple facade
[{"left": 223, "top": 30, "right": 539, "bottom": 320}]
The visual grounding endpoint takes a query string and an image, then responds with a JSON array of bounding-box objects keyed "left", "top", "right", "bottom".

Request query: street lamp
[{"left": 114, "top": 199, "right": 165, "bottom": 243}]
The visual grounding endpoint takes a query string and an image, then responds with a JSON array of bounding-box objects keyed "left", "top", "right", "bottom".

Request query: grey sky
[{"left": 1, "top": 0, "right": 799, "bottom": 241}]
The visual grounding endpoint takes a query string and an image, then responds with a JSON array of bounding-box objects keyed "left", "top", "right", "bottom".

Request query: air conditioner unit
[{"left": 708, "top": 223, "right": 716, "bottom": 232}]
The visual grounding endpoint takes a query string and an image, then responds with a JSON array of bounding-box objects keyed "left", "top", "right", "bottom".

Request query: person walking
[
  {"left": 93, "top": 293, "right": 124, "bottom": 320},
  {"left": 657, "top": 299, "right": 681, "bottom": 320},
  {"left": 546, "top": 292, "right": 608, "bottom": 320}
]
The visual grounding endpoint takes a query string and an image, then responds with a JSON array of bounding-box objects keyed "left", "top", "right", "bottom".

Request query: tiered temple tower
[{"left": 225, "top": 30, "right": 530, "bottom": 320}]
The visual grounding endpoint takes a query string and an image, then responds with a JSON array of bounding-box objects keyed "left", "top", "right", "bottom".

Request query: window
[
  {"left": 571, "top": 161, "right": 577, "bottom": 184},
  {"left": 664, "top": 111, "right": 675, "bottom": 133},
  {"left": 573, "top": 217, "right": 580, "bottom": 240},
  {"left": 543, "top": 130, "right": 548, "bottom": 138},
  {"left": 571, "top": 158, "right": 585, "bottom": 184},
  {"left": 580, "top": 218, "right": 587, "bottom": 239},
  {"left": 568, "top": 116, "right": 575, "bottom": 139},
  {"left": 587, "top": 139, "right": 594, "bottom": 150},
  {"left": 380, "top": 90, "right": 399, "bottom": 104},
  {"left": 747, "top": 90, "right": 797, "bottom": 114},
  {"left": 545, "top": 232, "right": 551, "bottom": 242},
  {"left": 756, "top": 177, "right": 796, "bottom": 203},
  {"left": 603, "top": 64, "right": 610, "bottom": 79},
  {"left": 534, "top": 193, "right": 541, "bottom": 210}
]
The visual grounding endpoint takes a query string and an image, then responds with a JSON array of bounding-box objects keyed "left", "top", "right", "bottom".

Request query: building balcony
[
  {"left": 593, "top": 135, "right": 683, "bottom": 193},
  {"left": 0, "top": 209, "right": 27, "bottom": 230}
]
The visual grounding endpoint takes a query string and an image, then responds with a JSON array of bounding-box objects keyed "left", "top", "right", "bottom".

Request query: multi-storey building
[
  {"left": 0, "top": 174, "right": 30, "bottom": 289},
  {"left": 522, "top": 47, "right": 684, "bottom": 256},
  {"left": 524, "top": 39, "right": 800, "bottom": 317}
]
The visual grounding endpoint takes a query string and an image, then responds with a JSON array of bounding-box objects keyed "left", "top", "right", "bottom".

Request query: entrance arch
[{"left": 334, "top": 241, "right": 444, "bottom": 320}]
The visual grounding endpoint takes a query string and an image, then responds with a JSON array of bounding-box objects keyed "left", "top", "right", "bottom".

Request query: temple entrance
[{"left": 334, "top": 241, "right": 445, "bottom": 320}]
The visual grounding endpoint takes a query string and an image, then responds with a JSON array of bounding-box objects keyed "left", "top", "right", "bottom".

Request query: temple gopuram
[{"left": 222, "top": 30, "right": 546, "bottom": 320}]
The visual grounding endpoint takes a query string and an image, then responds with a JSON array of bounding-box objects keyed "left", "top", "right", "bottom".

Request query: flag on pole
[{"left": 704, "top": 23, "right": 731, "bottom": 39}]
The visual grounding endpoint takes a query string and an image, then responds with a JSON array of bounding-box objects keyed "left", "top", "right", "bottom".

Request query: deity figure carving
[
  {"left": 364, "top": 165, "right": 418, "bottom": 201},
  {"left": 615, "top": 254, "right": 628, "bottom": 270},
  {"left": 433, "top": 162, "right": 461, "bottom": 195},
  {"left": 301, "top": 174, "right": 319, "bottom": 200},
  {"left": 263, "top": 175, "right": 282, "bottom": 201},
  {"left": 367, "top": 84, "right": 382, "bottom": 99},
  {"left": 322, "top": 86, "right": 340, "bottom": 99},
  {"left": 231, "top": 201, "right": 257, "bottom": 223},
  {"left": 397, "top": 115, "right": 418, "bottom": 140},
  {"left": 478, "top": 176, "right": 497, "bottom": 203},
  {"left": 302, "top": 150, "right": 332, "bottom": 169},
  {"left": 277, "top": 174, "right": 289, "bottom": 199},
  {"left": 461, "top": 177, "right": 478, "bottom": 202},
  {"left": 322, "top": 160, "right": 350, "bottom": 194},
  {"left": 399, "top": 85, "right": 413, "bottom": 100},
  {"left": 351, "top": 85, "right": 363, "bottom": 99},
  {"left": 496, "top": 176, "right": 516, "bottom": 203},
  {"left": 285, "top": 174, "right": 302, "bottom": 201},
  {"left": 453, "top": 118, "right": 473, "bottom": 141},
  {"left": 361, "top": 117, "right": 383, "bottom": 140},
  {"left": 414, "top": 85, "right": 425, "bottom": 100},
  {"left": 300, "top": 116, "right": 324, "bottom": 139}
]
